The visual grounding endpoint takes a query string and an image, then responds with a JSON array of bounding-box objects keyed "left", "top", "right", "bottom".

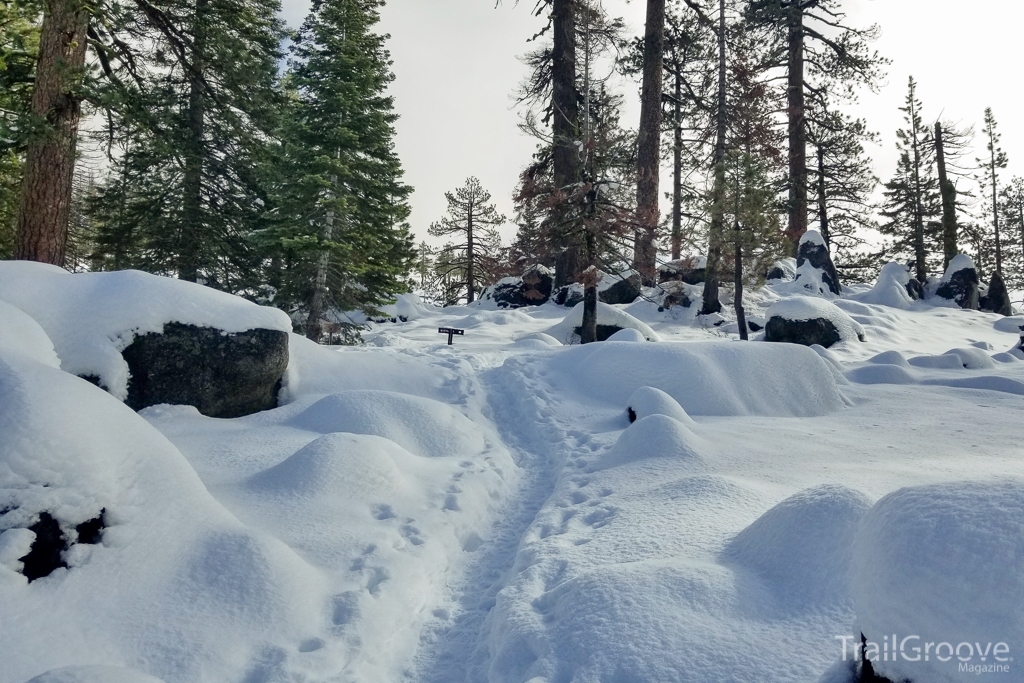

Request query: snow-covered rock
[
  {"left": 851, "top": 481, "right": 1024, "bottom": 683},
  {"left": 852, "top": 262, "right": 916, "bottom": 310},
  {"left": 545, "top": 302, "right": 661, "bottom": 343},
  {"left": 795, "top": 230, "right": 842, "bottom": 296},
  {"left": 0, "top": 299, "right": 60, "bottom": 368},
  {"left": 625, "top": 386, "right": 696, "bottom": 427},
  {"left": 0, "top": 261, "right": 292, "bottom": 402},
  {"left": 934, "top": 254, "right": 981, "bottom": 310},
  {"left": 765, "top": 297, "right": 866, "bottom": 348}
]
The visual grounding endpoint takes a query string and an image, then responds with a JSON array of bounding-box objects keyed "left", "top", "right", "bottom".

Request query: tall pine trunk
[
  {"left": 580, "top": 229, "right": 598, "bottom": 344},
  {"left": 700, "top": 0, "right": 727, "bottom": 316},
  {"left": 633, "top": 0, "right": 665, "bottom": 284},
  {"left": 179, "top": 0, "right": 208, "bottom": 282},
  {"left": 935, "top": 122, "right": 959, "bottom": 269},
  {"left": 466, "top": 206, "right": 476, "bottom": 303},
  {"left": 785, "top": 4, "right": 807, "bottom": 255},
  {"left": 14, "top": 0, "right": 90, "bottom": 266},
  {"left": 671, "top": 69, "right": 683, "bottom": 261},
  {"left": 908, "top": 97, "right": 927, "bottom": 283},
  {"left": 988, "top": 141, "right": 1003, "bottom": 276},
  {"left": 816, "top": 146, "right": 829, "bottom": 245},
  {"left": 552, "top": 0, "right": 582, "bottom": 288}
]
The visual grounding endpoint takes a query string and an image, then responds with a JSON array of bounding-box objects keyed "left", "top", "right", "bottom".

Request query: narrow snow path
[{"left": 411, "top": 353, "right": 583, "bottom": 683}]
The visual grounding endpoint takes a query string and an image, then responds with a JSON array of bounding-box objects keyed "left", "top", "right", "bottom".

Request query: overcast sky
[{"left": 279, "top": 0, "right": 1024, "bottom": 248}]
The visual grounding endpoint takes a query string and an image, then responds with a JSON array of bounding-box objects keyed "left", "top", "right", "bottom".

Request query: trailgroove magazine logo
[{"left": 836, "top": 635, "right": 1014, "bottom": 674}]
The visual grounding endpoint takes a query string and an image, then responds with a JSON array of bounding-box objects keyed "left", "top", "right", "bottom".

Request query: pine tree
[
  {"left": 89, "top": 0, "right": 286, "bottom": 289},
  {"left": 428, "top": 177, "right": 506, "bottom": 304},
  {"left": 1000, "top": 177, "right": 1024, "bottom": 287},
  {"left": 977, "top": 108, "right": 1009, "bottom": 277},
  {"left": 934, "top": 119, "right": 974, "bottom": 268},
  {"left": 262, "top": 0, "right": 414, "bottom": 339},
  {"left": 632, "top": 0, "right": 666, "bottom": 283},
  {"left": 879, "top": 77, "right": 941, "bottom": 283}
]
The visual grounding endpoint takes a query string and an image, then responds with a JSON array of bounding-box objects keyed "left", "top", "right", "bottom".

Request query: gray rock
[
  {"left": 980, "top": 271, "right": 1012, "bottom": 316},
  {"left": 656, "top": 281, "right": 693, "bottom": 311},
  {"left": 599, "top": 272, "right": 642, "bottom": 305},
  {"left": 554, "top": 284, "right": 585, "bottom": 307},
  {"left": 936, "top": 266, "right": 980, "bottom": 310},
  {"left": 906, "top": 278, "right": 924, "bottom": 301},
  {"left": 490, "top": 265, "right": 554, "bottom": 309},
  {"left": 122, "top": 322, "right": 289, "bottom": 418},
  {"left": 659, "top": 259, "right": 706, "bottom": 285},
  {"left": 797, "top": 234, "right": 842, "bottom": 295},
  {"left": 765, "top": 316, "right": 844, "bottom": 348}
]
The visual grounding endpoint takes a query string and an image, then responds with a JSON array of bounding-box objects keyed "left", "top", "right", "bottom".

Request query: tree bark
[
  {"left": 14, "top": 0, "right": 90, "bottom": 266},
  {"left": 816, "top": 145, "right": 829, "bottom": 246},
  {"left": 466, "top": 205, "right": 476, "bottom": 303},
  {"left": 908, "top": 95, "right": 927, "bottom": 283},
  {"left": 552, "top": 0, "right": 582, "bottom": 288},
  {"left": 633, "top": 0, "right": 666, "bottom": 284},
  {"left": 671, "top": 68, "right": 683, "bottom": 261},
  {"left": 580, "top": 229, "right": 598, "bottom": 344},
  {"left": 700, "top": 0, "right": 727, "bottom": 316},
  {"left": 988, "top": 137, "right": 1003, "bottom": 277},
  {"left": 179, "top": 0, "right": 208, "bottom": 283},
  {"left": 934, "top": 122, "right": 959, "bottom": 269},
  {"left": 785, "top": 4, "right": 807, "bottom": 255},
  {"left": 734, "top": 234, "right": 747, "bottom": 341}
]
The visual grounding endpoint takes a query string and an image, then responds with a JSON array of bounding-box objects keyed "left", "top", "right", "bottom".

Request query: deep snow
[{"left": 2, "top": 263, "right": 1024, "bottom": 683}]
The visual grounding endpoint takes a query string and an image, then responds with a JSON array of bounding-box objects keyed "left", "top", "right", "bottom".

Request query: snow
[
  {"left": 0, "top": 261, "right": 291, "bottom": 400},
  {"left": 851, "top": 261, "right": 915, "bottom": 309},
  {"left": 5, "top": 263, "right": 1024, "bottom": 683},
  {"left": 766, "top": 296, "right": 866, "bottom": 343},
  {"left": 850, "top": 481, "right": 1024, "bottom": 683},
  {"left": 603, "top": 327, "right": 647, "bottom": 342},
  {"left": 941, "top": 253, "right": 977, "bottom": 280},
  {"left": 801, "top": 229, "right": 827, "bottom": 247},
  {"left": 545, "top": 301, "right": 661, "bottom": 343}
]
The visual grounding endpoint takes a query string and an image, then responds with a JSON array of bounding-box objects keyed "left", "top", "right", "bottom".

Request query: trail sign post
[{"left": 438, "top": 327, "right": 465, "bottom": 345}]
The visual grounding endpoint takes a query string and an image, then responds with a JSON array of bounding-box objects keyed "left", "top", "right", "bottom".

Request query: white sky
[{"left": 279, "top": 0, "right": 1024, "bottom": 247}]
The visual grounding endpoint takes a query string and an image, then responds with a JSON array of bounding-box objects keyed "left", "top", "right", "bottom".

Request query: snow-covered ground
[{"left": 3, "top": 263, "right": 1024, "bottom": 683}]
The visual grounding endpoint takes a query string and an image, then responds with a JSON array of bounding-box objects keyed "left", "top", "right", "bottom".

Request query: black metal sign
[{"left": 438, "top": 327, "right": 465, "bottom": 345}]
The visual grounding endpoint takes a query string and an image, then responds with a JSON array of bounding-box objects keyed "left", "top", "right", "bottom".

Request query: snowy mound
[
  {"left": 942, "top": 347, "right": 996, "bottom": 370},
  {"left": 249, "top": 432, "right": 409, "bottom": 496},
  {"left": 851, "top": 481, "right": 1024, "bottom": 683},
  {"left": 867, "top": 350, "right": 911, "bottom": 367},
  {"left": 0, "top": 261, "right": 291, "bottom": 400},
  {"left": 550, "top": 341, "right": 847, "bottom": 417},
  {"left": 589, "top": 414, "right": 702, "bottom": 472},
  {"left": 940, "top": 254, "right": 977, "bottom": 282},
  {"left": 852, "top": 262, "right": 915, "bottom": 310},
  {"left": 0, "top": 299, "right": 60, "bottom": 368},
  {"left": 514, "top": 332, "right": 561, "bottom": 347},
  {"left": 0, "top": 351, "right": 322, "bottom": 683},
  {"left": 766, "top": 297, "right": 865, "bottom": 343},
  {"left": 545, "top": 302, "right": 661, "bottom": 343},
  {"left": 724, "top": 486, "right": 871, "bottom": 608},
  {"left": 450, "top": 309, "right": 536, "bottom": 328},
  {"left": 290, "top": 390, "right": 487, "bottom": 458},
  {"left": 26, "top": 667, "right": 165, "bottom": 683},
  {"left": 605, "top": 327, "right": 647, "bottom": 342},
  {"left": 626, "top": 386, "right": 696, "bottom": 427},
  {"left": 993, "top": 316, "right": 1024, "bottom": 334}
]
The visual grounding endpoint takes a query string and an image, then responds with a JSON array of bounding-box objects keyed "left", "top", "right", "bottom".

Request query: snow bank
[
  {"left": 26, "top": 667, "right": 165, "bottom": 683},
  {"left": 605, "top": 327, "right": 647, "bottom": 342},
  {"left": 0, "top": 299, "right": 59, "bottom": 368},
  {"left": 766, "top": 297, "right": 866, "bottom": 343},
  {"left": 547, "top": 341, "right": 847, "bottom": 417},
  {"left": 626, "top": 386, "right": 696, "bottom": 427},
  {"left": 0, "top": 261, "right": 291, "bottom": 400},
  {"left": 0, "top": 350, "right": 324, "bottom": 683},
  {"left": 724, "top": 486, "right": 871, "bottom": 608},
  {"left": 589, "top": 414, "right": 702, "bottom": 472},
  {"left": 545, "top": 302, "right": 661, "bottom": 343},
  {"left": 852, "top": 262, "right": 915, "bottom": 310},
  {"left": 851, "top": 481, "right": 1024, "bottom": 683},
  {"left": 940, "top": 254, "right": 977, "bottom": 282},
  {"left": 290, "top": 390, "right": 487, "bottom": 459}
]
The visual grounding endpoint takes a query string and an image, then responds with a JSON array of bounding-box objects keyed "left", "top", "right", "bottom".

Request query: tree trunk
[
  {"left": 179, "top": 0, "right": 208, "bottom": 283},
  {"left": 934, "top": 122, "right": 959, "bottom": 269},
  {"left": 816, "top": 145, "right": 829, "bottom": 246},
  {"left": 14, "top": 0, "right": 90, "bottom": 266},
  {"left": 700, "top": 0, "right": 727, "bottom": 316},
  {"left": 671, "top": 68, "right": 683, "bottom": 261},
  {"left": 633, "top": 0, "right": 666, "bottom": 284},
  {"left": 909, "top": 96, "right": 927, "bottom": 284},
  {"left": 580, "top": 230, "right": 598, "bottom": 344},
  {"left": 785, "top": 4, "right": 807, "bottom": 255},
  {"left": 466, "top": 205, "right": 476, "bottom": 303},
  {"left": 989, "top": 144, "right": 1003, "bottom": 276},
  {"left": 306, "top": 180, "right": 335, "bottom": 343},
  {"left": 552, "top": 0, "right": 582, "bottom": 288},
  {"left": 734, "top": 234, "right": 747, "bottom": 341}
]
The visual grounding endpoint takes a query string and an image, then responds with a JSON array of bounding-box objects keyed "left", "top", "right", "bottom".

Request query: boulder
[
  {"left": 598, "top": 271, "right": 642, "bottom": 305},
  {"left": 488, "top": 265, "right": 554, "bottom": 309},
  {"left": 658, "top": 257, "right": 706, "bottom": 285},
  {"left": 122, "top": 322, "right": 289, "bottom": 418},
  {"left": 934, "top": 254, "right": 980, "bottom": 310},
  {"left": 764, "top": 297, "right": 865, "bottom": 349},
  {"left": 766, "top": 258, "right": 797, "bottom": 282},
  {"left": 796, "top": 230, "right": 841, "bottom": 295},
  {"left": 980, "top": 270, "right": 1012, "bottom": 316},
  {"left": 905, "top": 277, "right": 924, "bottom": 301},
  {"left": 554, "top": 283, "right": 585, "bottom": 307},
  {"left": 656, "top": 281, "right": 694, "bottom": 311}
]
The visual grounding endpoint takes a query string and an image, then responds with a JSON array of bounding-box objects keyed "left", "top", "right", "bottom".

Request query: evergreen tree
[
  {"left": 89, "top": 0, "right": 286, "bottom": 289},
  {"left": 879, "top": 77, "right": 941, "bottom": 283},
  {"left": 934, "top": 119, "right": 974, "bottom": 268},
  {"left": 428, "top": 177, "right": 506, "bottom": 304},
  {"left": 977, "top": 108, "right": 1009, "bottom": 277},
  {"left": 262, "top": 0, "right": 414, "bottom": 339},
  {"left": 1000, "top": 177, "right": 1024, "bottom": 288}
]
